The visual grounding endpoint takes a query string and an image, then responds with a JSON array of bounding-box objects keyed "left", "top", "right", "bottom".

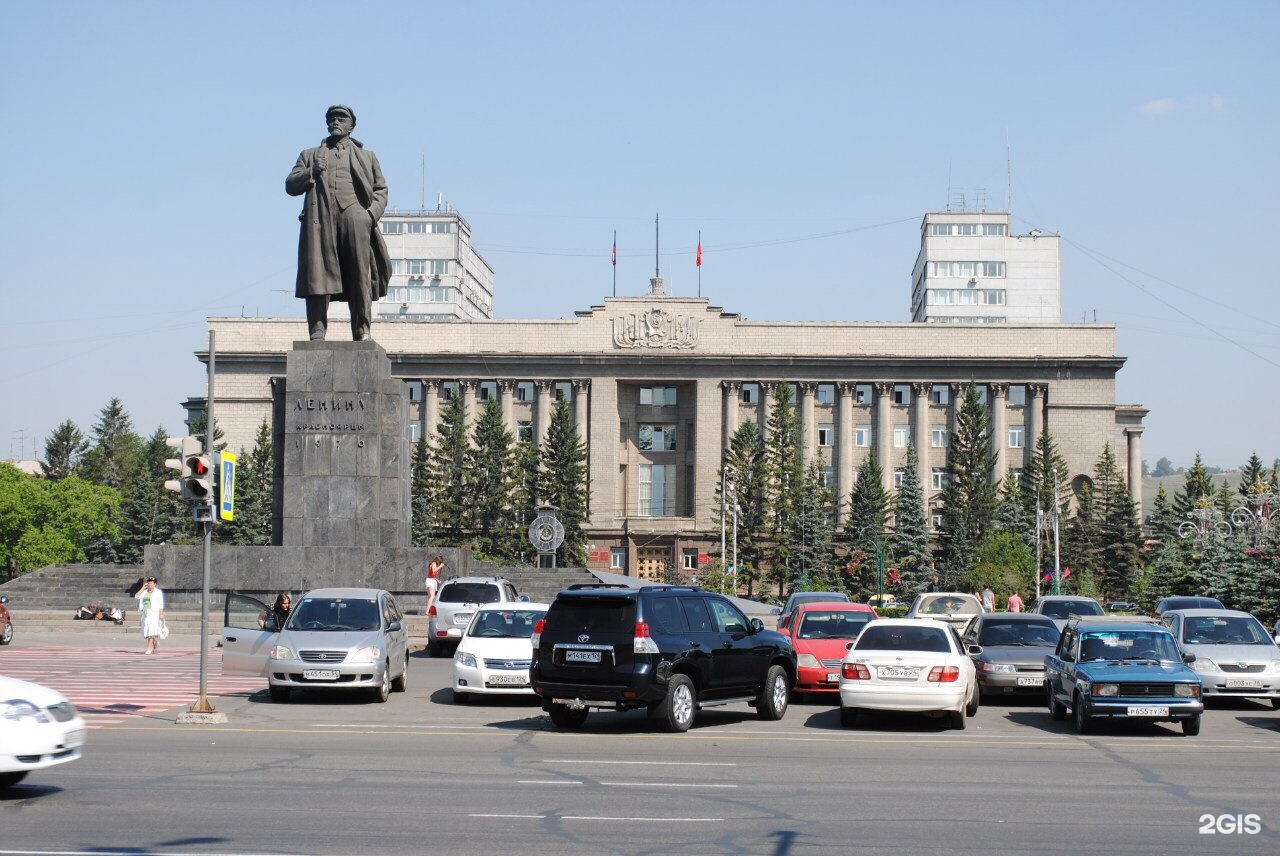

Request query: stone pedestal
[{"left": 273, "top": 340, "right": 411, "bottom": 548}]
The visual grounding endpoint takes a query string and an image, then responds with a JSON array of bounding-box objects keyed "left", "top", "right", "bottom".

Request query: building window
[
  {"left": 740, "top": 383, "right": 758, "bottom": 404},
  {"left": 817, "top": 423, "right": 834, "bottom": 447},
  {"left": 1010, "top": 468, "right": 1024, "bottom": 486},
  {"left": 975, "top": 386, "right": 989, "bottom": 406},
  {"left": 682, "top": 549, "right": 699, "bottom": 571},
  {"left": 816, "top": 384, "right": 835, "bottom": 405},
  {"left": 932, "top": 512, "right": 944, "bottom": 529},
  {"left": 893, "top": 468, "right": 905, "bottom": 489},
  {"left": 610, "top": 547, "right": 626, "bottom": 570},
  {"left": 926, "top": 288, "right": 1007, "bottom": 306},
  {"left": 928, "top": 224, "right": 953, "bottom": 236},
  {"left": 516, "top": 381, "right": 534, "bottom": 402},
  {"left": 440, "top": 381, "right": 457, "bottom": 402},
  {"left": 478, "top": 381, "right": 497, "bottom": 402},
  {"left": 409, "top": 422, "right": 422, "bottom": 442},
  {"left": 516, "top": 421, "right": 533, "bottom": 443},
  {"left": 1008, "top": 385, "right": 1026, "bottom": 406},
  {"left": 382, "top": 221, "right": 405, "bottom": 234},
  {"left": 931, "top": 424, "right": 948, "bottom": 448},
  {"left": 639, "top": 424, "right": 677, "bottom": 451},
  {"left": 956, "top": 223, "right": 979, "bottom": 236},
  {"left": 431, "top": 222, "right": 453, "bottom": 233},
  {"left": 640, "top": 386, "right": 677, "bottom": 406},
  {"left": 553, "top": 381, "right": 573, "bottom": 402},
  {"left": 855, "top": 384, "right": 872, "bottom": 405},
  {"left": 926, "top": 261, "right": 1006, "bottom": 278},
  {"left": 855, "top": 425, "right": 871, "bottom": 447},
  {"left": 406, "top": 380, "right": 422, "bottom": 402},
  {"left": 893, "top": 425, "right": 909, "bottom": 448},
  {"left": 639, "top": 463, "right": 674, "bottom": 516},
  {"left": 926, "top": 316, "right": 1008, "bottom": 324},
  {"left": 1009, "top": 425, "right": 1025, "bottom": 448},
  {"left": 930, "top": 385, "right": 950, "bottom": 406},
  {"left": 821, "top": 467, "right": 835, "bottom": 487},
  {"left": 406, "top": 221, "right": 428, "bottom": 234},
  {"left": 982, "top": 223, "right": 1007, "bottom": 236},
  {"left": 893, "top": 384, "right": 911, "bottom": 406},
  {"left": 932, "top": 468, "right": 948, "bottom": 490}
]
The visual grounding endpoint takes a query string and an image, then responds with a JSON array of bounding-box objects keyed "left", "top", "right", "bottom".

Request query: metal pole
[
  {"left": 1052, "top": 474, "right": 1062, "bottom": 596},
  {"left": 193, "top": 330, "right": 216, "bottom": 713},
  {"left": 720, "top": 465, "right": 727, "bottom": 593},
  {"left": 1035, "top": 505, "right": 1042, "bottom": 601},
  {"left": 732, "top": 501, "right": 738, "bottom": 597}
]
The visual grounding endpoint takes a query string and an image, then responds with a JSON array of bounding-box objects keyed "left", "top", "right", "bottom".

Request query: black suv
[{"left": 530, "top": 585, "right": 796, "bottom": 732}]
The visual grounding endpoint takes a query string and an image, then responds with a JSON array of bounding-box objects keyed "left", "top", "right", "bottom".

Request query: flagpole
[
  {"left": 612, "top": 229, "right": 617, "bottom": 297},
  {"left": 697, "top": 229, "right": 702, "bottom": 297}
]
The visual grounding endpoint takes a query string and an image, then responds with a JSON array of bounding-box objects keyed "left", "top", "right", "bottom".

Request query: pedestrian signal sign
[{"left": 219, "top": 452, "right": 236, "bottom": 521}]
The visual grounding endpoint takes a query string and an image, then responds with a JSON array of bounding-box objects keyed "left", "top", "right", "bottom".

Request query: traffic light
[
  {"left": 185, "top": 448, "right": 213, "bottom": 505},
  {"left": 164, "top": 437, "right": 202, "bottom": 499}
]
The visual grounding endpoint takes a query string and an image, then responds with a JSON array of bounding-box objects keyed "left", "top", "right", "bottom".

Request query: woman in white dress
[{"left": 136, "top": 577, "right": 165, "bottom": 654}]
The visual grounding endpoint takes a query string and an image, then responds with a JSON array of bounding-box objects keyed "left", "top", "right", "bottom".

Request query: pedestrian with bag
[
  {"left": 136, "top": 577, "right": 166, "bottom": 654},
  {"left": 426, "top": 555, "right": 445, "bottom": 614}
]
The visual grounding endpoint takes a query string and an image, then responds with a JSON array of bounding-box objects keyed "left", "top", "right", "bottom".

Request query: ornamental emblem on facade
[{"left": 611, "top": 308, "right": 700, "bottom": 350}]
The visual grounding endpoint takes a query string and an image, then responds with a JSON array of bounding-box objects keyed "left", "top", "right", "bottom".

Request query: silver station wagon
[{"left": 222, "top": 588, "right": 410, "bottom": 703}]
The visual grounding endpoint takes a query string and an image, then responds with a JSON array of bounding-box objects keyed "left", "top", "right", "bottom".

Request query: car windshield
[
  {"left": 978, "top": 619, "right": 1060, "bottom": 647},
  {"left": 1182, "top": 616, "right": 1271, "bottom": 645},
  {"left": 1038, "top": 599, "right": 1104, "bottom": 619},
  {"left": 467, "top": 609, "right": 546, "bottom": 639},
  {"left": 919, "top": 595, "right": 979, "bottom": 615},
  {"left": 856, "top": 624, "right": 951, "bottom": 653},
  {"left": 791, "top": 593, "right": 850, "bottom": 610},
  {"left": 287, "top": 598, "right": 380, "bottom": 632},
  {"left": 797, "top": 610, "right": 873, "bottom": 640},
  {"left": 1163, "top": 597, "right": 1224, "bottom": 611},
  {"left": 440, "top": 582, "right": 502, "bottom": 604},
  {"left": 1079, "top": 631, "right": 1181, "bottom": 662}
]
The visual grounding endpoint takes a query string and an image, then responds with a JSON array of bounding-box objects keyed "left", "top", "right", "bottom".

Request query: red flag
[
  {"left": 612, "top": 237, "right": 617, "bottom": 267},
  {"left": 1063, "top": 567, "right": 1072, "bottom": 578},
  {"left": 696, "top": 240, "right": 702, "bottom": 267}
]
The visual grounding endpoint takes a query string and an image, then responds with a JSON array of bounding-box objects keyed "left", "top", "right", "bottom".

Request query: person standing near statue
[{"left": 286, "top": 105, "right": 391, "bottom": 341}]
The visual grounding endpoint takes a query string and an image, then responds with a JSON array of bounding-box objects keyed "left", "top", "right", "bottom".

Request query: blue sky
[{"left": 2, "top": 2, "right": 1276, "bottom": 471}]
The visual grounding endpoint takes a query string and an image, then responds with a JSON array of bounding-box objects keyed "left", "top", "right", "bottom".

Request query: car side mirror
[
  {"left": 771, "top": 606, "right": 782, "bottom": 615},
  {"left": 0, "top": 595, "right": 7, "bottom": 604},
  {"left": 967, "top": 644, "right": 983, "bottom": 656},
  {"left": 750, "top": 618, "right": 764, "bottom": 633},
  {"left": 387, "top": 620, "right": 403, "bottom": 632},
  {"left": 1181, "top": 651, "right": 1196, "bottom": 664},
  {"left": 518, "top": 595, "right": 529, "bottom": 602},
  {"left": 845, "top": 641, "right": 856, "bottom": 651},
  {"left": 263, "top": 615, "right": 279, "bottom": 632}
]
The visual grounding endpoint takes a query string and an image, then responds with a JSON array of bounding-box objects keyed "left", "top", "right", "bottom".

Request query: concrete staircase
[{"left": 0, "top": 564, "right": 146, "bottom": 612}]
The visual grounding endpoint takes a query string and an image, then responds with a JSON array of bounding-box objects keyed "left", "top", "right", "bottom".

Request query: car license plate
[
  {"left": 1225, "top": 679, "right": 1263, "bottom": 688},
  {"left": 565, "top": 650, "right": 601, "bottom": 663},
  {"left": 454, "top": 612, "right": 473, "bottom": 624},
  {"left": 1017, "top": 677, "right": 1043, "bottom": 687},
  {"left": 303, "top": 669, "right": 339, "bottom": 680},
  {"left": 489, "top": 674, "right": 527, "bottom": 685},
  {"left": 877, "top": 667, "right": 920, "bottom": 679},
  {"left": 64, "top": 729, "right": 86, "bottom": 748},
  {"left": 1126, "top": 705, "right": 1169, "bottom": 717},
  {"left": 826, "top": 672, "right": 840, "bottom": 683}
]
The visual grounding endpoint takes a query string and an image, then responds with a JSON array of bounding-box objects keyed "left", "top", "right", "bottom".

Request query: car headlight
[
  {"left": 1193, "top": 658, "right": 1219, "bottom": 673},
  {"left": 456, "top": 651, "right": 477, "bottom": 668},
  {"left": 348, "top": 646, "right": 381, "bottom": 664},
  {"left": 1093, "top": 683, "right": 1119, "bottom": 697},
  {"left": 978, "top": 662, "right": 1017, "bottom": 673},
  {"left": 0, "top": 699, "right": 51, "bottom": 724},
  {"left": 797, "top": 653, "right": 821, "bottom": 669},
  {"left": 270, "top": 645, "right": 295, "bottom": 661},
  {"left": 1269, "top": 660, "right": 1280, "bottom": 674},
  {"left": 1174, "top": 683, "right": 1200, "bottom": 698}
]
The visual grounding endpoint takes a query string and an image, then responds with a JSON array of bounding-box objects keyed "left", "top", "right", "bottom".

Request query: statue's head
[{"left": 325, "top": 105, "right": 356, "bottom": 139}]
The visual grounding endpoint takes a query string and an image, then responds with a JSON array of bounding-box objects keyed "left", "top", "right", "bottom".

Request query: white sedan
[
  {"left": 1, "top": 674, "right": 87, "bottom": 789},
  {"left": 839, "top": 618, "right": 980, "bottom": 729},
  {"left": 453, "top": 603, "right": 550, "bottom": 703}
]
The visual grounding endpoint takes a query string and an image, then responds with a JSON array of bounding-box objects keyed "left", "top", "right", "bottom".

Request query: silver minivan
[{"left": 222, "top": 588, "right": 409, "bottom": 703}]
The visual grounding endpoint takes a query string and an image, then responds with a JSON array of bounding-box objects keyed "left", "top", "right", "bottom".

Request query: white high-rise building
[
  {"left": 375, "top": 207, "right": 495, "bottom": 321},
  {"left": 910, "top": 211, "right": 1060, "bottom": 324}
]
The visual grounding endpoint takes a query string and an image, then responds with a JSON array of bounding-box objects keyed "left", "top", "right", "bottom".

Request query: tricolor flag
[
  {"left": 612, "top": 235, "right": 617, "bottom": 267},
  {"left": 696, "top": 238, "right": 702, "bottom": 267}
]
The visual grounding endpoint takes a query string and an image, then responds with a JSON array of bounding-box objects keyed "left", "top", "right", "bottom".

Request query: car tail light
[
  {"left": 634, "top": 620, "right": 659, "bottom": 654},
  {"left": 927, "top": 666, "right": 960, "bottom": 683},
  {"left": 531, "top": 618, "right": 545, "bottom": 648},
  {"left": 842, "top": 662, "right": 871, "bottom": 680},
  {"left": 428, "top": 605, "right": 437, "bottom": 617}
]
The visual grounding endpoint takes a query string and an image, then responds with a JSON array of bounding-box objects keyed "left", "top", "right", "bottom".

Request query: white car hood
[
  {"left": 457, "top": 637, "right": 535, "bottom": 660},
  {"left": 0, "top": 674, "right": 70, "bottom": 707}
]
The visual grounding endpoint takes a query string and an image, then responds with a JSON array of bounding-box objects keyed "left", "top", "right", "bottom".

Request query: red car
[
  {"left": 782, "top": 602, "right": 878, "bottom": 699},
  {"left": 0, "top": 595, "right": 12, "bottom": 645}
]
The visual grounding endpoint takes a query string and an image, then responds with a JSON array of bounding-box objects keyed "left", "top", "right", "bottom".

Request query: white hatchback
[
  {"left": 0, "top": 675, "right": 86, "bottom": 789},
  {"left": 452, "top": 603, "right": 549, "bottom": 703},
  {"left": 839, "top": 618, "right": 980, "bottom": 729}
]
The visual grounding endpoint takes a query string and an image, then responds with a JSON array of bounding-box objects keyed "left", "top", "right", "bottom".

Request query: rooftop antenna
[
  {"left": 946, "top": 162, "right": 952, "bottom": 211},
  {"left": 1005, "top": 127, "right": 1013, "bottom": 213},
  {"left": 436, "top": 191, "right": 443, "bottom": 213},
  {"left": 648, "top": 213, "right": 666, "bottom": 296}
]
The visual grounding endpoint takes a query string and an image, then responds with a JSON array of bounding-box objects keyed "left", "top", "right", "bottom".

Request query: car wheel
[
  {"left": 657, "top": 674, "right": 697, "bottom": 733},
  {"left": 1047, "top": 686, "right": 1067, "bottom": 721},
  {"left": 1182, "top": 714, "right": 1201, "bottom": 736},
  {"left": 372, "top": 665, "right": 391, "bottom": 703},
  {"left": 428, "top": 640, "right": 444, "bottom": 658},
  {"left": 965, "top": 686, "right": 979, "bottom": 717},
  {"left": 1072, "top": 695, "right": 1091, "bottom": 735},
  {"left": 548, "top": 703, "right": 588, "bottom": 729},
  {"left": 840, "top": 706, "right": 860, "bottom": 728},
  {"left": 391, "top": 655, "right": 408, "bottom": 692},
  {"left": 756, "top": 666, "right": 790, "bottom": 721},
  {"left": 0, "top": 771, "right": 29, "bottom": 789},
  {"left": 0, "top": 621, "right": 12, "bottom": 645},
  {"left": 453, "top": 689, "right": 469, "bottom": 705},
  {"left": 950, "top": 709, "right": 967, "bottom": 730},
  {"left": 268, "top": 685, "right": 290, "bottom": 703},
  {"left": 1271, "top": 698, "right": 1280, "bottom": 711}
]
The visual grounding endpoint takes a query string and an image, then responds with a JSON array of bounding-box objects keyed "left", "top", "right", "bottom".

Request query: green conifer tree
[
  {"left": 41, "top": 420, "right": 89, "bottom": 482},
  {"left": 424, "top": 393, "right": 471, "bottom": 546},
  {"left": 937, "top": 382, "right": 998, "bottom": 586},
  {"left": 892, "top": 444, "right": 934, "bottom": 596},
  {"left": 715, "top": 421, "right": 769, "bottom": 596},
  {"left": 467, "top": 399, "right": 520, "bottom": 561},
  {"left": 538, "top": 400, "right": 589, "bottom": 567},
  {"left": 219, "top": 421, "right": 274, "bottom": 547},
  {"left": 763, "top": 383, "right": 804, "bottom": 594},
  {"left": 847, "top": 451, "right": 889, "bottom": 557}
]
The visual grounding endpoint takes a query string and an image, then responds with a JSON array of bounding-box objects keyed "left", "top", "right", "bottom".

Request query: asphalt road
[{"left": 3, "top": 650, "right": 1280, "bottom": 856}]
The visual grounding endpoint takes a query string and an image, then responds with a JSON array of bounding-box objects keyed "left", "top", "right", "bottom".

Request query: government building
[{"left": 198, "top": 300, "right": 1144, "bottom": 579}]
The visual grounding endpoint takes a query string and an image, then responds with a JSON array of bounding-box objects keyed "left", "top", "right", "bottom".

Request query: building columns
[
  {"left": 799, "top": 382, "right": 816, "bottom": 463},
  {"left": 990, "top": 383, "right": 1008, "bottom": 482},
  {"left": 836, "top": 382, "right": 854, "bottom": 522},
  {"left": 461, "top": 379, "right": 478, "bottom": 432},
  {"left": 912, "top": 382, "right": 931, "bottom": 504},
  {"left": 573, "top": 379, "right": 590, "bottom": 445},
  {"left": 423, "top": 379, "right": 440, "bottom": 440},
  {"left": 875, "top": 382, "right": 894, "bottom": 492},
  {"left": 760, "top": 382, "right": 776, "bottom": 441},
  {"left": 535, "top": 380, "right": 553, "bottom": 445},
  {"left": 1027, "top": 383, "right": 1046, "bottom": 467},
  {"left": 722, "top": 381, "right": 740, "bottom": 450},
  {"left": 1126, "top": 427, "right": 1145, "bottom": 516},
  {"left": 499, "top": 380, "right": 515, "bottom": 434}
]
